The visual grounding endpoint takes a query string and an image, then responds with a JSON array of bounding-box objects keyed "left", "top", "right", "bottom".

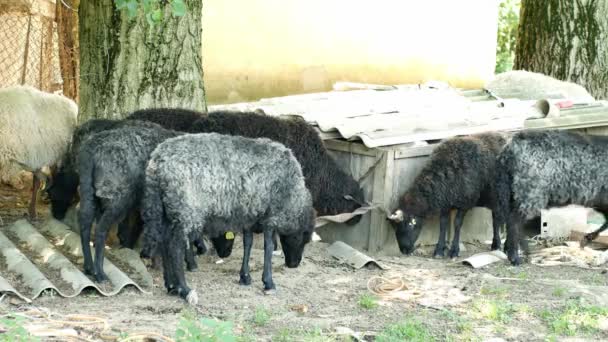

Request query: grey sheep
[
  {"left": 140, "top": 133, "right": 315, "bottom": 305},
  {"left": 496, "top": 129, "right": 608, "bottom": 265},
  {"left": 186, "top": 111, "right": 366, "bottom": 258},
  {"left": 388, "top": 132, "right": 507, "bottom": 258}
]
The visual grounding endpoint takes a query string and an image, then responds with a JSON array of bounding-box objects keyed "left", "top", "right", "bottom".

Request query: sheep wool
[
  {"left": 496, "top": 129, "right": 608, "bottom": 265},
  {"left": 0, "top": 85, "right": 78, "bottom": 188},
  {"left": 142, "top": 132, "right": 315, "bottom": 304}
]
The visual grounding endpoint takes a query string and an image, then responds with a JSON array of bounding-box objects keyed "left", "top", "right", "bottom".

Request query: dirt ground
[{"left": 1, "top": 182, "right": 608, "bottom": 342}]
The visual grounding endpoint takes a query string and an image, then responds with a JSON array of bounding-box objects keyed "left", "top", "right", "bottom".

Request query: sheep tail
[
  {"left": 494, "top": 146, "right": 513, "bottom": 229},
  {"left": 76, "top": 147, "right": 96, "bottom": 224},
  {"left": 140, "top": 168, "right": 164, "bottom": 259}
]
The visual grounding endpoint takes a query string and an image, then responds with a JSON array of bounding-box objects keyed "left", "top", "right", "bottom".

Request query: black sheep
[
  {"left": 46, "top": 118, "right": 126, "bottom": 220},
  {"left": 388, "top": 132, "right": 507, "bottom": 258},
  {"left": 125, "top": 107, "right": 206, "bottom": 131},
  {"left": 77, "top": 121, "right": 181, "bottom": 282}
]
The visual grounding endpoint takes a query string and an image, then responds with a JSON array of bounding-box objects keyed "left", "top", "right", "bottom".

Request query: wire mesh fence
[{"left": 0, "top": 5, "right": 64, "bottom": 94}]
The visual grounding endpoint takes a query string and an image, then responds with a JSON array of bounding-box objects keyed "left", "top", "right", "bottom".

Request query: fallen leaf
[{"left": 290, "top": 304, "right": 308, "bottom": 314}]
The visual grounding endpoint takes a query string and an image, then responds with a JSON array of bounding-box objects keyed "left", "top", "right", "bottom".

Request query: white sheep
[{"left": 0, "top": 85, "right": 78, "bottom": 219}]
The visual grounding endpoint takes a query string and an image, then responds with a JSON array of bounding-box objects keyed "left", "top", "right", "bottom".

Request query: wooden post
[
  {"left": 20, "top": 14, "right": 33, "bottom": 84},
  {"left": 367, "top": 150, "right": 395, "bottom": 253},
  {"left": 38, "top": 16, "right": 45, "bottom": 89},
  {"left": 55, "top": 0, "right": 79, "bottom": 101}
]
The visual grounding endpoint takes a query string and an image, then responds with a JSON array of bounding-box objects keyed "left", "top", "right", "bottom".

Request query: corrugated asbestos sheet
[
  {"left": 0, "top": 219, "right": 153, "bottom": 302},
  {"left": 209, "top": 83, "right": 608, "bottom": 148}
]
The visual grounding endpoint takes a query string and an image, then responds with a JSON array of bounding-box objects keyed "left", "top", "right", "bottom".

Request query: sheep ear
[{"left": 388, "top": 209, "right": 404, "bottom": 222}]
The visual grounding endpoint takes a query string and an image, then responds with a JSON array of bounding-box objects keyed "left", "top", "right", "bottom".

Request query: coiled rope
[{"left": 366, "top": 275, "right": 423, "bottom": 300}]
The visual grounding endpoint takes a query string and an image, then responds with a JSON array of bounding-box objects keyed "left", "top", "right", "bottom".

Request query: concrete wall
[{"left": 202, "top": 0, "right": 500, "bottom": 104}]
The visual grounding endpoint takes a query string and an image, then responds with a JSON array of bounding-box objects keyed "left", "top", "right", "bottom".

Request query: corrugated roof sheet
[{"left": 209, "top": 83, "right": 608, "bottom": 148}]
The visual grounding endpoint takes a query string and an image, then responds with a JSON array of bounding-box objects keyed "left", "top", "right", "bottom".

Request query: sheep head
[
  {"left": 281, "top": 207, "right": 315, "bottom": 268},
  {"left": 46, "top": 169, "right": 80, "bottom": 220},
  {"left": 388, "top": 209, "right": 404, "bottom": 222},
  {"left": 387, "top": 209, "right": 423, "bottom": 255},
  {"left": 280, "top": 229, "right": 312, "bottom": 268},
  {"left": 209, "top": 232, "right": 236, "bottom": 258}
]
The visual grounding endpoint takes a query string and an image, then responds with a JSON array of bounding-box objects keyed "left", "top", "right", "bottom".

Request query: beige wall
[{"left": 202, "top": 0, "right": 499, "bottom": 104}]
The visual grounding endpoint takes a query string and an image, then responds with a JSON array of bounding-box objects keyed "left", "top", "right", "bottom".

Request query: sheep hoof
[
  {"left": 186, "top": 263, "right": 198, "bottom": 272},
  {"left": 186, "top": 290, "right": 199, "bottom": 305},
  {"left": 84, "top": 266, "right": 95, "bottom": 277},
  {"left": 491, "top": 240, "right": 501, "bottom": 251},
  {"left": 509, "top": 256, "right": 521, "bottom": 266},
  {"left": 263, "top": 288, "right": 277, "bottom": 296},
  {"left": 239, "top": 274, "right": 252, "bottom": 286},
  {"left": 95, "top": 272, "right": 108, "bottom": 283},
  {"left": 448, "top": 249, "right": 459, "bottom": 259},
  {"left": 432, "top": 249, "right": 445, "bottom": 258}
]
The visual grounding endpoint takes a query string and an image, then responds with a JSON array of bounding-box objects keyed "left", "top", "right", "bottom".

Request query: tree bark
[
  {"left": 515, "top": 0, "right": 608, "bottom": 100},
  {"left": 56, "top": 0, "right": 80, "bottom": 102},
  {"left": 78, "top": 0, "right": 205, "bottom": 121}
]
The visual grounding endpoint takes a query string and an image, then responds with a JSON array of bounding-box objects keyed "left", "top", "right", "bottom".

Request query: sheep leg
[
  {"left": 193, "top": 236, "right": 207, "bottom": 255},
  {"left": 272, "top": 231, "right": 280, "bottom": 253},
  {"left": 93, "top": 207, "right": 126, "bottom": 282},
  {"left": 28, "top": 172, "right": 41, "bottom": 219},
  {"left": 117, "top": 212, "right": 142, "bottom": 249},
  {"left": 505, "top": 211, "right": 523, "bottom": 266},
  {"left": 160, "top": 242, "right": 177, "bottom": 292},
  {"left": 491, "top": 217, "right": 502, "bottom": 251},
  {"left": 167, "top": 234, "right": 195, "bottom": 304},
  {"left": 261, "top": 229, "right": 276, "bottom": 293},
  {"left": 79, "top": 199, "right": 96, "bottom": 277},
  {"left": 239, "top": 229, "right": 254, "bottom": 286},
  {"left": 433, "top": 209, "right": 451, "bottom": 258},
  {"left": 185, "top": 241, "right": 198, "bottom": 272},
  {"left": 448, "top": 209, "right": 467, "bottom": 258}
]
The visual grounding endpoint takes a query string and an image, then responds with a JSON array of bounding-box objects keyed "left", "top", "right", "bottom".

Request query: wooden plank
[
  {"left": 317, "top": 131, "right": 342, "bottom": 140},
  {"left": 367, "top": 150, "right": 394, "bottom": 253},
  {"left": 324, "top": 139, "right": 378, "bottom": 157},
  {"left": 378, "top": 150, "right": 396, "bottom": 251},
  {"left": 394, "top": 144, "right": 437, "bottom": 159}
]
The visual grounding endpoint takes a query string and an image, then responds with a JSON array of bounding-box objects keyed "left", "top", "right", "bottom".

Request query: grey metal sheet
[
  {"left": 355, "top": 116, "right": 525, "bottom": 148},
  {"left": 209, "top": 85, "right": 608, "bottom": 148},
  {"left": 525, "top": 107, "right": 608, "bottom": 130},
  {"left": 0, "top": 219, "right": 153, "bottom": 302}
]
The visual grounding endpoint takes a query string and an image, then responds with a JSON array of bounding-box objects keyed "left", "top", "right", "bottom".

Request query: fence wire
[{"left": 0, "top": 10, "right": 63, "bottom": 93}]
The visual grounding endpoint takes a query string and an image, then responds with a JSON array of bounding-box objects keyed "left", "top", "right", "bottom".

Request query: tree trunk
[
  {"left": 78, "top": 0, "right": 205, "bottom": 121},
  {"left": 515, "top": 0, "right": 608, "bottom": 100},
  {"left": 56, "top": 0, "right": 80, "bottom": 102}
]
